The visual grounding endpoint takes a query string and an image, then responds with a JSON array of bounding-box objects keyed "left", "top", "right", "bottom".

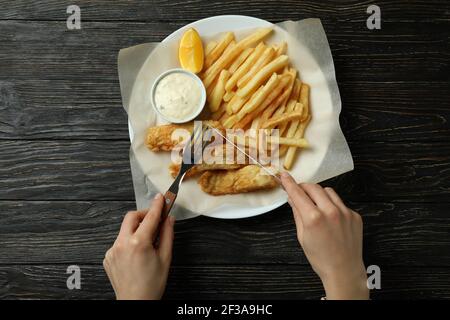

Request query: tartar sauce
[{"left": 154, "top": 72, "right": 202, "bottom": 121}]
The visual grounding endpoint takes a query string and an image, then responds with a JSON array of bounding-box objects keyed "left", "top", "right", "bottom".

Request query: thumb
[{"left": 158, "top": 215, "right": 175, "bottom": 265}]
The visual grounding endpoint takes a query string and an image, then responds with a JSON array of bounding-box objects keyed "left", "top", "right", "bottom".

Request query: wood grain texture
[
  {"left": 339, "top": 81, "right": 450, "bottom": 142},
  {"left": 0, "top": 201, "right": 449, "bottom": 266},
  {"left": 0, "top": 19, "right": 448, "bottom": 82},
  {"left": 1, "top": 79, "right": 449, "bottom": 142},
  {"left": 0, "top": 79, "right": 127, "bottom": 140},
  {"left": 0, "top": 140, "right": 134, "bottom": 200},
  {"left": 0, "top": 264, "right": 448, "bottom": 300},
  {"left": 1, "top": 140, "right": 449, "bottom": 201},
  {"left": 0, "top": 0, "right": 448, "bottom": 22},
  {"left": 328, "top": 140, "right": 450, "bottom": 202}
]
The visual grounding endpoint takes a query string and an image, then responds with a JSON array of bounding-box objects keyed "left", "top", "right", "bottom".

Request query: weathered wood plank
[
  {"left": 326, "top": 140, "right": 450, "bottom": 202},
  {"left": 0, "top": 0, "right": 448, "bottom": 22},
  {"left": 0, "top": 20, "right": 448, "bottom": 81},
  {"left": 0, "top": 264, "right": 448, "bottom": 299},
  {"left": 1, "top": 140, "right": 449, "bottom": 201},
  {"left": 0, "top": 140, "right": 134, "bottom": 200},
  {"left": 1, "top": 79, "right": 449, "bottom": 142},
  {"left": 0, "top": 201, "right": 449, "bottom": 266},
  {"left": 339, "top": 81, "right": 450, "bottom": 142},
  {"left": 0, "top": 79, "right": 127, "bottom": 140}
]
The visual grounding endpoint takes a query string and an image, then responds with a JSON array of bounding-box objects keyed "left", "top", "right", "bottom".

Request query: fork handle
[
  {"left": 162, "top": 190, "right": 177, "bottom": 217},
  {"left": 153, "top": 191, "right": 177, "bottom": 246}
]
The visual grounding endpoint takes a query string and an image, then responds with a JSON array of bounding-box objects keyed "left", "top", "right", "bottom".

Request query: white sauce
[{"left": 154, "top": 72, "right": 202, "bottom": 121}]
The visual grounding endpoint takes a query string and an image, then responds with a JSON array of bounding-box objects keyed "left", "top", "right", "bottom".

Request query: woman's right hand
[{"left": 281, "top": 172, "right": 369, "bottom": 300}]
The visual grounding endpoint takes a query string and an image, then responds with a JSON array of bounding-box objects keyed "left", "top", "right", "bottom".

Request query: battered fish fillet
[
  {"left": 198, "top": 165, "right": 279, "bottom": 195},
  {"left": 145, "top": 120, "right": 223, "bottom": 151},
  {"left": 169, "top": 142, "right": 249, "bottom": 178},
  {"left": 169, "top": 162, "right": 245, "bottom": 178}
]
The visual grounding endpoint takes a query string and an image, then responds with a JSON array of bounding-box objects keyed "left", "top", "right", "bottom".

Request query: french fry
[
  {"left": 204, "top": 32, "right": 235, "bottom": 69},
  {"left": 277, "top": 98, "right": 300, "bottom": 135},
  {"left": 289, "top": 79, "right": 302, "bottom": 102},
  {"left": 227, "top": 88, "right": 254, "bottom": 114},
  {"left": 220, "top": 40, "right": 236, "bottom": 61},
  {"left": 226, "top": 95, "right": 237, "bottom": 114},
  {"left": 262, "top": 110, "right": 304, "bottom": 129},
  {"left": 274, "top": 98, "right": 295, "bottom": 117},
  {"left": 219, "top": 109, "right": 231, "bottom": 124},
  {"left": 277, "top": 144, "right": 289, "bottom": 157},
  {"left": 203, "top": 41, "right": 235, "bottom": 80},
  {"left": 223, "top": 91, "right": 235, "bottom": 102},
  {"left": 270, "top": 137, "right": 309, "bottom": 148},
  {"left": 203, "top": 28, "right": 272, "bottom": 88},
  {"left": 237, "top": 28, "right": 272, "bottom": 48},
  {"left": 223, "top": 114, "right": 238, "bottom": 128},
  {"left": 238, "top": 73, "right": 279, "bottom": 117},
  {"left": 205, "top": 41, "right": 218, "bottom": 56},
  {"left": 286, "top": 102, "right": 304, "bottom": 134},
  {"left": 228, "top": 47, "right": 253, "bottom": 74},
  {"left": 280, "top": 68, "right": 297, "bottom": 108},
  {"left": 234, "top": 75, "right": 290, "bottom": 129},
  {"left": 251, "top": 116, "right": 261, "bottom": 130},
  {"left": 255, "top": 75, "right": 290, "bottom": 112},
  {"left": 300, "top": 83, "right": 310, "bottom": 119},
  {"left": 209, "top": 70, "right": 231, "bottom": 112},
  {"left": 236, "top": 55, "right": 289, "bottom": 98},
  {"left": 280, "top": 83, "right": 310, "bottom": 159},
  {"left": 206, "top": 76, "right": 219, "bottom": 98},
  {"left": 258, "top": 86, "right": 291, "bottom": 127},
  {"left": 278, "top": 102, "right": 304, "bottom": 154},
  {"left": 283, "top": 115, "right": 311, "bottom": 170},
  {"left": 273, "top": 100, "right": 293, "bottom": 136},
  {"left": 237, "top": 47, "right": 275, "bottom": 88},
  {"left": 275, "top": 41, "right": 287, "bottom": 57},
  {"left": 225, "top": 42, "right": 265, "bottom": 92}
]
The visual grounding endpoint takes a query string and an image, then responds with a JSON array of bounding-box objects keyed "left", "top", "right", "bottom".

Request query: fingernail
[
  {"left": 154, "top": 193, "right": 162, "bottom": 200},
  {"left": 281, "top": 172, "right": 290, "bottom": 179}
]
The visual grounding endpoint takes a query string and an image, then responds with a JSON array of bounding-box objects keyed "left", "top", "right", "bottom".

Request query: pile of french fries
[{"left": 200, "top": 28, "right": 311, "bottom": 170}]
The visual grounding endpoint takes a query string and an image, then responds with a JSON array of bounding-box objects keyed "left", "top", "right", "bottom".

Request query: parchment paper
[{"left": 118, "top": 18, "right": 353, "bottom": 220}]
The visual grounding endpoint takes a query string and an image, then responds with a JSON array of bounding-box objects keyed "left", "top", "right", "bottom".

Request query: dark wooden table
[{"left": 0, "top": 0, "right": 449, "bottom": 300}]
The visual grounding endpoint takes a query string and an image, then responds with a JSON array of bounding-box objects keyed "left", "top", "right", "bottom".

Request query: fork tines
[{"left": 183, "top": 121, "right": 211, "bottom": 165}]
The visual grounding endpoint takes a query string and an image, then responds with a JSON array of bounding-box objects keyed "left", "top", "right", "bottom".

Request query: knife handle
[{"left": 162, "top": 190, "right": 177, "bottom": 217}]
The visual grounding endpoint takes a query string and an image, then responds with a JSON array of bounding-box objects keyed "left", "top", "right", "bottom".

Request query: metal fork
[{"left": 161, "top": 122, "right": 211, "bottom": 217}]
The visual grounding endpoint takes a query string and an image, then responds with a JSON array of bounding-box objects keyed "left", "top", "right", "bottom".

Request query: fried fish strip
[
  {"left": 169, "top": 141, "right": 249, "bottom": 178},
  {"left": 198, "top": 165, "right": 278, "bottom": 195},
  {"left": 145, "top": 120, "right": 223, "bottom": 151},
  {"left": 169, "top": 162, "right": 245, "bottom": 178}
]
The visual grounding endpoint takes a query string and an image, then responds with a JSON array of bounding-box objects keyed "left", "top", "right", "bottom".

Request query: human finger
[
  {"left": 118, "top": 210, "right": 146, "bottom": 238},
  {"left": 157, "top": 215, "right": 175, "bottom": 264},
  {"left": 135, "top": 193, "right": 165, "bottom": 242},
  {"left": 280, "top": 172, "right": 316, "bottom": 217}
]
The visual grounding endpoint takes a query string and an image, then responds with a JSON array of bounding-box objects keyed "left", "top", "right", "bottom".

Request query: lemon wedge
[{"left": 178, "top": 28, "right": 204, "bottom": 74}]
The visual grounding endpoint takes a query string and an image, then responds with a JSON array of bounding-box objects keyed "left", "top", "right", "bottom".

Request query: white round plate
[{"left": 128, "top": 15, "right": 332, "bottom": 219}]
